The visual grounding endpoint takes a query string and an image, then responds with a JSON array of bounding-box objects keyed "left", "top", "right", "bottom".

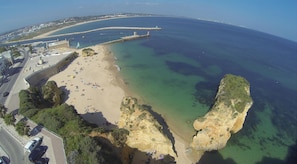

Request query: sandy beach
[
  {"left": 34, "top": 19, "right": 99, "bottom": 39},
  {"left": 49, "top": 45, "right": 125, "bottom": 127},
  {"left": 48, "top": 44, "right": 198, "bottom": 163},
  {"left": 34, "top": 16, "right": 133, "bottom": 39}
]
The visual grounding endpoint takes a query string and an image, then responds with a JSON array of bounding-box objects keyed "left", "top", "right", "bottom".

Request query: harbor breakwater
[{"left": 39, "top": 26, "right": 161, "bottom": 39}]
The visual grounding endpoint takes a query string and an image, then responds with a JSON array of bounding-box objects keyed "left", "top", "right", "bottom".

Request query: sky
[{"left": 0, "top": 0, "right": 296, "bottom": 42}]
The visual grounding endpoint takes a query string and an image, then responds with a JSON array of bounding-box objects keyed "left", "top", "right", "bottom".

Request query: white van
[{"left": 24, "top": 137, "right": 42, "bottom": 153}]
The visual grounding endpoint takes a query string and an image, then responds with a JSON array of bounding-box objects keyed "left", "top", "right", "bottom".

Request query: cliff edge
[
  {"left": 191, "top": 74, "right": 253, "bottom": 151},
  {"left": 118, "top": 97, "right": 176, "bottom": 159}
]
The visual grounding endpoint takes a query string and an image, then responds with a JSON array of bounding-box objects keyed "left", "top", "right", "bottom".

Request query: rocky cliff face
[
  {"left": 191, "top": 74, "right": 253, "bottom": 151},
  {"left": 118, "top": 97, "right": 176, "bottom": 159}
]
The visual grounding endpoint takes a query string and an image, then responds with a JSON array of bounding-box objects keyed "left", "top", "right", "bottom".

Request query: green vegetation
[
  {"left": 0, "top": 47, "right": 7, "bottom": 53},
  {"left": 0, "top": 104, "right": 7, "bottom": 118},
  {"left": 19, "top": 81, "right": 122, "bottom": 164},
  {"left": 4, "top": 113, "right": 15, "bottom": 125},
  {"left": 111, "top": 128, "right": 129, "bottom": 147},
  {"left": 216, "top": 74, "right": 252, "bottom": 113},
  {"left": 82, "top": 48, "right": 96, "bottom": 57},
  {"left": 42, "top": 81, "right": 62, "bottom": 107},
  {"left": 67, "top": 136, "right": 104, "bottom": 164},
  {"left": 15, "top": 120, "right": 30, "bottom": 136}
]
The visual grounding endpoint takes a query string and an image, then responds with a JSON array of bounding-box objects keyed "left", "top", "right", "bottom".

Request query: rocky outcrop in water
[
  {"left": 118, "top": 97, "right": 176, "bottom": 159},
  {"left": 191, "top": 74, "right": 253, "bottom": 151}
]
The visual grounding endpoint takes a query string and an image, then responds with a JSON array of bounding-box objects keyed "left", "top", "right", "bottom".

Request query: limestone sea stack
[
  {"left": 118, "top": 97, "right": 176, "bottom": 159},
  {"left": 191, "top": 74, "right": 253, "bottom": 151}
]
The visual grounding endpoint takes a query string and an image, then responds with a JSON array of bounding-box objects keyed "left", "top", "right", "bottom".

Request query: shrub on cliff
[
  {"left": 111, "top": 128, "right": 129, "bottom": 147},
  {"left": 42, "top": 81, "right": 62, "bottom": 107},
  {"left": 19, "top": 81, "right": 121, "bottom": 163},
  {"left": 217, "top": 74, "right": 252, "bottom": 113},
  {"left": 82, "top": 48, "right": 95, "bottom": 57}
]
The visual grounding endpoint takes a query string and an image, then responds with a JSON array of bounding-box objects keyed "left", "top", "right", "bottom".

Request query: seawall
[{"left": 25, "top": 52, "right": 78, "bottom": 87}]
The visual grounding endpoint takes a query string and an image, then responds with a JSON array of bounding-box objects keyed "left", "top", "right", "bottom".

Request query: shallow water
[{"left": 49, "top": 17, "right": 297, "bottom": 163}]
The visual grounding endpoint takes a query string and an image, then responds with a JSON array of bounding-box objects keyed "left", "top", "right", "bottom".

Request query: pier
[{"left": 102, "top": 31, "right": 151, "bottom": 45}]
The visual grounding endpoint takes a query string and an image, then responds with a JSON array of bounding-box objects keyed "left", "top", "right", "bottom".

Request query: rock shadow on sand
[
  {"left": 81, "top": 112, "right": 117, "bottom": 130},
  {"left": 59, "top": 86, "right": 70, "bottom": 102}
]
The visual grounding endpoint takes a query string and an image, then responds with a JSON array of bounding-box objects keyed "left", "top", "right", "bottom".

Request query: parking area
[{"left": 0, "top": 110, "right": 64, "bottom": 164}]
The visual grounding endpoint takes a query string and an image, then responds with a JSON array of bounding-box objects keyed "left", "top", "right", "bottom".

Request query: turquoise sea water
[{"left": 51, "top": 17, "right": 297, "bottom": 164}]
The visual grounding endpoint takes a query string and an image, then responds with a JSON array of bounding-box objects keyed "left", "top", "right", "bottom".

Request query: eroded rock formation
[
  {"left": 118, "top": 97, "right": 176, "bottom": 159},
  {"left": 191, "top": 74, "right": 253, "bottom": 151}
]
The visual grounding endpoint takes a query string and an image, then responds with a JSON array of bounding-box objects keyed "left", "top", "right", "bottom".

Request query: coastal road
[
  {"left": 0, "top": 48, "right": 28, "bottom": 106},
  {"left": 0, "top": 127, "right": 26, "bottom": 164}
]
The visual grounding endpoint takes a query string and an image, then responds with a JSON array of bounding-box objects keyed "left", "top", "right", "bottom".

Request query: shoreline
[
  {"left": 106, "top": 45, "right": 203, "bottom": 163},
  {"left": 107, "top": 45, "right": 205, "bottom": 163},
  {"left": 40, "top": 15, "right": 202, "bottom": 162},
  {"left": 34, "top": 15, "right": 141, "bottom": 39},
  {"left": 48, "top": 43, "right": 200, "bottom": 163},
  {"left": 34, "top": 17, "right": 121, "bottom": 38}
]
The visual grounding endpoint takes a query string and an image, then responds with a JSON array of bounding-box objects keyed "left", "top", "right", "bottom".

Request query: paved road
[
  {"left": 0, "top": 127, "right": 26, "bottom": 164},
  {"left": 0, "top": 48, "right": 28, "bottom": 106}
]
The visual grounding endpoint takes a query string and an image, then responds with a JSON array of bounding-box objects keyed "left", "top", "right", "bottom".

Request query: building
[
  {"left": 47, "top": 40, "right": 70, "bottom": 50},
  {"left": 0, "top": 56, "right": 6, "bottom": 75},
  {"left": 0, "top": 50, "right": 14, "bottom": 74},
  {"left": 0, "top": 50, "right": 14, "bottom": 65},
  {"left": 0, "top": 50, "right": 14, "bottom": 84}
]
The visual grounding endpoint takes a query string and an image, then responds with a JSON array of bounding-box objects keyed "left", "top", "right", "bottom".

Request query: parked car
[
  {"left": 24, "top": 137, "right": 43, "bottom": 152},
  {"left": 2, "top": 92, "right": 9, "bottom": 97},
  {"left": 0, "top": 156, "right": 7, "bottom": 164},
  {"left": 34, "top": 157, "right": 49, "bottom": 164},
  {"left": 28, "top": 146, "right": 48, "bottom": 162}
]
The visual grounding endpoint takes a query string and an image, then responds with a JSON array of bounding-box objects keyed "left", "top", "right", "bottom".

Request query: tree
[
  {"left": 16, "top": 120, "right": 30, "bottom": 136},
  {"left": 19, "top": 90, "right": 35, "bottom": 112},
  {"left": 4, "top": 113, "right": 16, "bottom": 125},
  {"left": 0, "top": 103, "right": 7, "bottom": 118},
  {"left": 42, "top": 81, "right": 62, "bottom": 106}
]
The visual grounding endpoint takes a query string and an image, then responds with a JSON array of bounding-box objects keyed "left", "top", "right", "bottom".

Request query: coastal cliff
[
  {"left": 191, "top": 74, "right": 253, "bottom": 151},
  {"left": 118, "top": 97, "right": 176, "bottom": 159}
]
